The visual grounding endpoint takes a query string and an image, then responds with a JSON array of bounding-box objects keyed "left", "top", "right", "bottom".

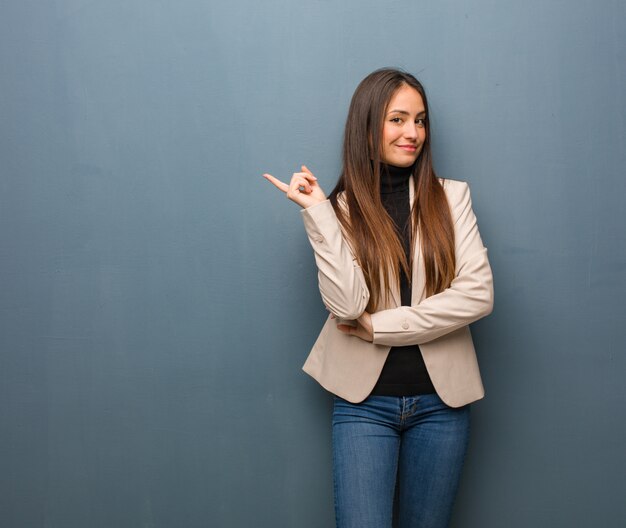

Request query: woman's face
[{"left": 380, "top": 85, "right": 427, "bottom": 167}]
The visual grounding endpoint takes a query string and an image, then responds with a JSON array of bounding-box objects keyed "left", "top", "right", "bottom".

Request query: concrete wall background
[{"left": 1, "top": 1, "right": 624, "bottom": 526}]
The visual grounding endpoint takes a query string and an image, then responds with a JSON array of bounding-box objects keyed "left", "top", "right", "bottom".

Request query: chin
[{"left": 390, "top": 157, "right": 417, "bottom": 167}]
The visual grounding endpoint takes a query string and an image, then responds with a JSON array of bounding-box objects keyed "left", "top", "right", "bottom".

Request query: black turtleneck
[{"left": 370, "top": 162, "right": 436, "bottom": 396}]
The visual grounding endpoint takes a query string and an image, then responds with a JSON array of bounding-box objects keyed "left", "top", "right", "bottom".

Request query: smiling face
[{"left": 380, "top": 84, "right": 427, "bottom": 167}]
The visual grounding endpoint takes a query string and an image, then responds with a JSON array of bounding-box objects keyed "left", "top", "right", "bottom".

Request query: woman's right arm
[
  {"left": 263, "top": 165, "right": 370, "bottom": 320},
  {"left": 300, "top": 200, "right": 370, "bottom": 320}
]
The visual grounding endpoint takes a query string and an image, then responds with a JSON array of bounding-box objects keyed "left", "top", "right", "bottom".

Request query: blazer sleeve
[
  {"left": 370, "top": 181, "right": 494, "bottom": 346},
  {"left": 300, "top": 199, "right": 370, "bottom": 320}
]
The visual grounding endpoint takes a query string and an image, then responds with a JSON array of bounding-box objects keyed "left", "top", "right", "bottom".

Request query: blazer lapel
[
  {"left": 409, "top": 175, "right": 427, "bottom": 305},
  {"left": 388, "top": 268, "right": 402, "bottom": 309}
]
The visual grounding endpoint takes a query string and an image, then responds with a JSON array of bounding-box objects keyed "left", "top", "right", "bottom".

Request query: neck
[{"left": 378, "top": 161, "right": 416, "bottom": 194}]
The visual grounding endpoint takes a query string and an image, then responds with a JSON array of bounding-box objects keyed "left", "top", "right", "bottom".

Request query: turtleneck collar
[{"left": 378, "top": 161, "right": 416, "bottom": 194}]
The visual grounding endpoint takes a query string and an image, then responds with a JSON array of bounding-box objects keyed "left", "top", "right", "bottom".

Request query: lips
[{"left": 397, "top": 145, "right": 417, "bottom": 152}]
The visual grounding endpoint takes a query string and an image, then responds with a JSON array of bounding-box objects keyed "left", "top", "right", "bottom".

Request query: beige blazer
[{"left": 299, "top": 177, "right": 494, "bottom": 408}]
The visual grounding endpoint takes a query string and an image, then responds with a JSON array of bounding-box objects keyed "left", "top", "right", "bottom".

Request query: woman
[{"left": 263, "top": 68, "right": 493, "bottom": 528}]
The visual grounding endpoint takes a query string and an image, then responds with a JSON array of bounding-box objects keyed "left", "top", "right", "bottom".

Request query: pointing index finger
[{"left": 263, "top": 173, "right": 289, "bottom": 193}]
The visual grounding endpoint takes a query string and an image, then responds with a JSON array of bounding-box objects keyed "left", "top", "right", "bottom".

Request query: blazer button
[{"left": 401, "top": 323, "right": 409, "bottom": 330}]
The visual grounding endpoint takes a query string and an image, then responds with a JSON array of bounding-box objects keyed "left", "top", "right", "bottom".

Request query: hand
[
  {"left": 333, "top": 311, "right": 374, "bottom": 342},
  {"left": 263, "top": 165, "right": 327, "bottom": 209}
]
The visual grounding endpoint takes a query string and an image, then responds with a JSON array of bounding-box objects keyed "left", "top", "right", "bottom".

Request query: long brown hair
[{"left": 328, "top": 68, "right": 455, "bottom": 312}]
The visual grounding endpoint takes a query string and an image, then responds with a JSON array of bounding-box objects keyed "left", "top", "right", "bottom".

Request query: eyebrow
[{"left": 386, "top": 109, "right": 427, "bottom": 117}]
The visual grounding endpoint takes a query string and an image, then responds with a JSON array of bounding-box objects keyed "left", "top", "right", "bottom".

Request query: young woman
[{"left": 263, "top": 68, "right": 494, "bottom": 528}]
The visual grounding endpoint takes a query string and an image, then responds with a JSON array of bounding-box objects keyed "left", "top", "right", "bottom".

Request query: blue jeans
[{"left": 332, "top": 393, "right": 471, "bottom": 528}]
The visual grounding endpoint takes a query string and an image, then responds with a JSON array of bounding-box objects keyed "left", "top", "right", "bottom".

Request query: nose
[{"left": 403, "top": 122, "right": 418, "bottom": 139}]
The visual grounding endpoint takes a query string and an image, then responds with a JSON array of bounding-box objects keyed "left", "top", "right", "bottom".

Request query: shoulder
[
  {"left": 436, "top": 178, "right": 474, "bottom": 225},
  {"left": 438, "top": 177, "right": 469, "bottom": 194},
  {"left": 437, "top": 177, "right": 470, "bottom": 205},
  {"left": 336, "top": 190, "right": 350, "bottom": 216}
]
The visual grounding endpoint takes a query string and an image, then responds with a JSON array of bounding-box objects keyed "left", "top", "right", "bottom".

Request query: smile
[{"left": 396, "top": 145, "right": 417, "bottom": 152}]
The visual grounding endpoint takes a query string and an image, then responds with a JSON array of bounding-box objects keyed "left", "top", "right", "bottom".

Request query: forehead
[{"left": 386, "top": 85, "right": 425, "bottom": 113}]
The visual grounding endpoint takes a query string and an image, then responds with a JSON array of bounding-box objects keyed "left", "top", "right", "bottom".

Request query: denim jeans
[{"left": 332, "top": 393, "right": 471, "bottom": 528}]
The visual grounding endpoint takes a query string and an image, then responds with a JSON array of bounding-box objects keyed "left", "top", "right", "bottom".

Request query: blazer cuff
[
  {"left": 371, "top": 308, "right": 415, "bottom": 346},
  {"left": 300, "top": 200, "right": 336, "bottom": 238}
]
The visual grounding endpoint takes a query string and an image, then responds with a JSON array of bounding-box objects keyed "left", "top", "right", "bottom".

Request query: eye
[
  {"left": 390, "top": 117, "right": 403, "bottom": 124},
  {"left": 416, "top": 118, "right": 426, "bottom": 127}
]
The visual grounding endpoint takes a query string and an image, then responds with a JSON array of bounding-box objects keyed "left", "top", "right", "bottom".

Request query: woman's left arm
[{"left": 368, "top": 181, "right": 494, "bottom": 346}]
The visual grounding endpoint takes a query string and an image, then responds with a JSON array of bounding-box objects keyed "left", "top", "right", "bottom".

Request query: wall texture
[{"left": 1, "top": 1, "right": 624, "bottom": 526}]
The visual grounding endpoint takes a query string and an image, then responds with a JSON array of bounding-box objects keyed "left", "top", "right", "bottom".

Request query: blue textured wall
[{"left": 1, "top": 1, "right": 625, "bottom": 526}]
